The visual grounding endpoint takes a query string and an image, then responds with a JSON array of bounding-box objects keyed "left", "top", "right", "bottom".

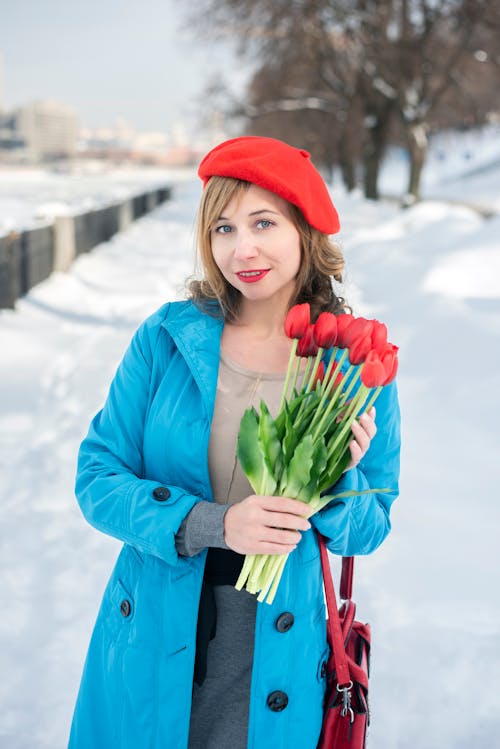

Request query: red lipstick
[{"left": 236, "top": 270, "right": 270, "bottom": 284}]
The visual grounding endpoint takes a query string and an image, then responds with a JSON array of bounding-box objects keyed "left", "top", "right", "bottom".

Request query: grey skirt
[{"left": 188, "top": 585, "right": 257, "bottom": 749}]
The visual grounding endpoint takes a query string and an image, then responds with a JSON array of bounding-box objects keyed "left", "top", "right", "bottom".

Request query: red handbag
[{"left": 317, "top": 535, "right": 371, "bottom": 748}]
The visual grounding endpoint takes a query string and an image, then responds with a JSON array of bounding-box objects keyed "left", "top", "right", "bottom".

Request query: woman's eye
[
  {"left": 215, "top": 225, "right": 232, "bottom": 234},
  {"left": 257, "top": 219, "right": 273, "bottom": 229}
]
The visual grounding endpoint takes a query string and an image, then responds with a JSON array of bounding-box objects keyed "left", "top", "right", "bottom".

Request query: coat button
[
  {"left": 120, "top": 599, "right": 131, "bottom": 617},
  {"left": 152, "top": 486, "right": 170, "bottom": 501},
  {"left": 266, "top": 691, "right": 289, "bottom": 712},
  {"left": 275, "top": 612, "right": 294, "bottom": 633}
]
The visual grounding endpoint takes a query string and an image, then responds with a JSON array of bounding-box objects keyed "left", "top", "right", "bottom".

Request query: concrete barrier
[
  {"left": 0, "top": 184, "right": 171, "bottom": 309},
  {"left": 54, "top": 216, "right": 76, "bottom": 272},
  {"left": 0, "top": 233, "right": 22, "bottom": 309},
  {"left": 21, "top": 225, "right": 55, "bottom": 291}
]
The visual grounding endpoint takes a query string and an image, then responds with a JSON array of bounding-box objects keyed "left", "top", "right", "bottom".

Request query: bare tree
[
  {"left": 185, "top": 0, "right": 500, "bottom": 200},
  {"left": 351, "top": 0, "right": 500, "bottom": 198}
]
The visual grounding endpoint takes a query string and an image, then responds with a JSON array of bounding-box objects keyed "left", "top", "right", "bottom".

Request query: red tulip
[
  {"left": 297, "top": 324, "right": 318, "bottom": 357},
  {"left": 343, "top": 317, "right": 374, "bottom": 349},
  {"left": 380, "top": 343, "right": 399, "bottom": 384},
  {"left": 284, "top": 303, "right": 310, "bottom": 339},
  {"left": 312, "top": 361, "right": 325, "bottom": 388},
  {"left": 313, "top": 312, "right": 338, "bottom": 348},
  {"left": 335, "top": 313, "right": 355, "bottom": 348},
  {"left": 327, "top": 366, "right": 344, "bottom": 390},
  {"left": 348, "top": 334, "right": 372, "bottom": 365},
  {"left": 371, "top": 321, "right": 388, "bottom": 356},
  {"left": 361, "top": 350, "right": 387, "bottom": 387}
]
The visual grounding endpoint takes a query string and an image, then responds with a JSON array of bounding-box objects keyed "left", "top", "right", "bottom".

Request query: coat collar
[{"left": 161, "top": 301, "right": 224, "bottom": 418}]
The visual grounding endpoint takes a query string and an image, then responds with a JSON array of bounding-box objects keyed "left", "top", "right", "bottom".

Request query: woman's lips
[{"left": 236, "top": 269, "right": 270, "bottom": 283}]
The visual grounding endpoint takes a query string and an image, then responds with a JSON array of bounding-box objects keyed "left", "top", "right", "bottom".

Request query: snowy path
[{"left": 1, "top": 179, "right": 500, "bottom": 748}]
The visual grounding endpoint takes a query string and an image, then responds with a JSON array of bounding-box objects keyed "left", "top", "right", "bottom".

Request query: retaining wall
[{"left": 0, "top": 184, "right": 171, "bottom": 309}]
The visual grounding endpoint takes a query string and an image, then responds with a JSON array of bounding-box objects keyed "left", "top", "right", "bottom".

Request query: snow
[
  {"left": 1, "top": 141, "right": 500, "bottom": 748},
  {"left": 379, "top": 123, "right": 500, "bottom": 212},
  {"left": 0, "top": 165, "right": 196, "bottom": 234}
]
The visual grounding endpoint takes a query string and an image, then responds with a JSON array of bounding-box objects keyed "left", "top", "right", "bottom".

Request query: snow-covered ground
[
  {"left": 1, "top": 147, "right": 500, "bottom": 748},
  {"left": 380, "top": 122, "right": 500, "bottom": 212},
  {"left": 0, "top": 164, "right": 196, "bottom": 234}
]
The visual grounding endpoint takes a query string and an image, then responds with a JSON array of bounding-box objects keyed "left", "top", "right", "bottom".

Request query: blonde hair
[{"left": 187, "top": 176, "right": 348, "bottom": 321}]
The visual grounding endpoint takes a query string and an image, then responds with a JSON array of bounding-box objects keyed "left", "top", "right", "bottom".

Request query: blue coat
[{"left": 69, "top": 300, "right": 400, "bottom": 749}]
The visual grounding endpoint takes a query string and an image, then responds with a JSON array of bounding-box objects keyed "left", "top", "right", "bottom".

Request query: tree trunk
[
  {"left": 362, "top": 102, "right": 394, "bottom": 200},
  {"left": 339, "top": 157, "right": 356, "bottom": 192},
  {"left": 363, "top": 148, "right": 381, "bottom": 199},
  {"left": 405, "top": 122, "right": 428, "bottom": 201}
]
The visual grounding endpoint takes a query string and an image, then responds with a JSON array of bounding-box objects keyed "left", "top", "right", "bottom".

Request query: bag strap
[
  {"left": 340, "top": 556, "right": 354, "bottom": 600},
  {"left": 318, "top": 534, "right": 352, "bottom": 688}
]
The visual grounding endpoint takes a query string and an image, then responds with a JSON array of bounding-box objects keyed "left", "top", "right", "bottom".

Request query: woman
[{"left": 68, "top": 136, "right": 400, "bottom": 749}]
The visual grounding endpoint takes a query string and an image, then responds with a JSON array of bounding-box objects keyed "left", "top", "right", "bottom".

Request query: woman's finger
[{"left": 350, "top": 419, "right": 370, "bottom": 454}]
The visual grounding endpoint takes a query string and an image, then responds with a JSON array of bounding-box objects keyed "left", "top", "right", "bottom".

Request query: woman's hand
[
  {"left": 346, "top": 406, "right": 377, "bottom": 471},
  {"left": 224, "top": 495, "right": 311, "bottom": 555}
]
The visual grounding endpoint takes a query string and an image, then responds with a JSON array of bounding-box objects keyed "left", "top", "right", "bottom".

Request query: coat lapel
[{"left": 161, "top": 302, "right": 224, "bottom": 420}]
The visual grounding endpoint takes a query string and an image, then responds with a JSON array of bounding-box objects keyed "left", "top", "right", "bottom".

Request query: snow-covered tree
[{"left": 187, "top": 0, "right": 500, "bottom": 199}]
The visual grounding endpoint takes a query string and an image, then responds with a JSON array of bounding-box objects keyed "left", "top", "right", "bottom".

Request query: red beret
[{"left": 198, "top": 136, "right": 340, "bottom": 235}]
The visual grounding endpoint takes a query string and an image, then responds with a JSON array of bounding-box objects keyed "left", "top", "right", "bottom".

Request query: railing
[{"left": 0, "top": 185, "right": 171, "bottom": 309}]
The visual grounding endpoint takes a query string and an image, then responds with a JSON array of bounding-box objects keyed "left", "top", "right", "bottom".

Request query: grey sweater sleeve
[{"left": 175, "top": 501, "right": 231, "bottom": 557}]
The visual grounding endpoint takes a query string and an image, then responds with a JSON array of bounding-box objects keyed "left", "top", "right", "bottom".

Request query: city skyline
[{"left": 0, "top": 1, "right": 247, "bottom": 136}]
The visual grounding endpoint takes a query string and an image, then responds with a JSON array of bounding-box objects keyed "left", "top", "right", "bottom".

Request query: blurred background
[{"left": 1, "top": 2, "right": 500, "bottom": 748}]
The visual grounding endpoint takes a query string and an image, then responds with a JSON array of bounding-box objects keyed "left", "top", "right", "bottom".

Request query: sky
[{"left": 0, "top": 0, "right": 247, "bottom": 136}]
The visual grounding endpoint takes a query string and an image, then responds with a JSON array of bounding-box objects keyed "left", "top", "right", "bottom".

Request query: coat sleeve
[
  {"left": 310, "top": 379, "right": 400, "bottom": 556},
  {"left": 75, "top": 313, "right": 202, "bottom": 566}
]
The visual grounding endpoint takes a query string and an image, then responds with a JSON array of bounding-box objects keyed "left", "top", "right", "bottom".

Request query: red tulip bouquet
[{"left": 235, "top": 303, "right": 398, "bottom": 604}]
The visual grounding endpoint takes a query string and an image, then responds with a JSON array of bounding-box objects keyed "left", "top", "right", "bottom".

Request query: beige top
[{"left": 208, "top": 351, "right": 286, "bottom": 505}]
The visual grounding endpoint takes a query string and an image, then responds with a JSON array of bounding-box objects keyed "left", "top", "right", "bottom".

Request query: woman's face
[{"left": 210, "top": 184, "right": 302, "bottom": 311}]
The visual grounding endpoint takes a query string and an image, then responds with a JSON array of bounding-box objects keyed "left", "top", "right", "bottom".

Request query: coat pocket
[{"left": 101, "top": 576, "right": 135, "bottom": 643}]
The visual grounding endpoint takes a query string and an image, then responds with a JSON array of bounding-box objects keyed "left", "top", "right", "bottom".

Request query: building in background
[
  {"left": 14, "top": 100, "right": 79, "bottom": 162},
  {"left": 78, "top": 120, "right": 200, "bottom": 166}
]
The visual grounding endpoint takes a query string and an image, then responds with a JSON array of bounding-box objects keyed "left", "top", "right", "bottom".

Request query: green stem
[
  {"left": 256, "top": 554, "right": 282, "bottom": 602},
  {"left": 247, "top": 554, "right": 268, "bottom": 592},
  {"left": 338, "top": 366, "right": 360, "bottom": 406},
  {"left": 264, "top": 555, "right": 288, "bottom": 604},
  {"left": 289, "top": 357, "right": 302, "bottom": 398},
  {"left": 279, "top": 338, "right": 299, "bottom": 411},
  {"left": 305, "top": 348, "right": 324, "bottom": 394},
  {"left": 311, "top": 362, "right": 352, "bottom": 443},
  {"left": 326, "top": 385, "right": 369, "bottom": 460},
  {"left": 299, "top": 357, "right": 312, "bottom": 393},
  {"left": 321, "top": 347, "right": 338, "bottom": 395},
  {"left": 308, "top": 349, "right": 348, "bottom": 434},
  {"left": 234, "top": 554, "right": 255, "bottom": 591},
  {"left": 363, "top": 385, "right": 383, "bottom": 413}
]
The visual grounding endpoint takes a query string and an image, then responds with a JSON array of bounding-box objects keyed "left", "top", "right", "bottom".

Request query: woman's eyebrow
[
  {"left": 249, "top": 209, "right": 280, "bottom": 216},
  {"left": 217, "top": 209, "right": 280, "bottom": 220}
]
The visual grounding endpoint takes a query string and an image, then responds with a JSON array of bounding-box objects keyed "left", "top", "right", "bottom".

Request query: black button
[
  {"left": 120, "top": 599, "right": 131, "bottom": 617},
  {"left": 275, "top": 612, "right": 294, "bottom": 633},
  {"left": 152, "top": 486, "right": 170, "bottom": 501},
  {"left": 267, "top": 691, "right": 289, "bottom": 712}
]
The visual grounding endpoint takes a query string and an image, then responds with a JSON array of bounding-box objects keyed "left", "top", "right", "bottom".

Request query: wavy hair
[{"left": 187, "top": 176, "right": 349, "bottom": 321}]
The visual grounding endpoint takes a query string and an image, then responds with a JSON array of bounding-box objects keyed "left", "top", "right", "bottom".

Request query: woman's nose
[{"left": 233, "top": 229, "right": 258, "bottom": 259}]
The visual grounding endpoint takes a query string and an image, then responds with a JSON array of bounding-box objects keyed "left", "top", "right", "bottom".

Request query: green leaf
[
  {"left": 237, "top": 407, "right": 275, "bottom": 494},
  {"left": 293, "top": 392, "right": 321, "bottom": 434},
  {"left": 310, "top": 486, "right": 392, "bottom": 514},
  {"left": 318, "top": 446, "right": 351, "bottom": 492},
  {"left": 310, "top": 438, "right": 328, "bottom": 485},
  {"left": 282, "top": 403, "right": 298, "bottom": 463},
  {"left": 258, "top": 400, "right": 283, "bottom": 480},
  {"left": 295, "top": 438, "right": 327, "bottom": 502},
  {"left": 280, "top": 434, "right": 314, "bottom": 496},
  {"left": 274, "top": 408, "right": 286, "bottom": 442}
]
